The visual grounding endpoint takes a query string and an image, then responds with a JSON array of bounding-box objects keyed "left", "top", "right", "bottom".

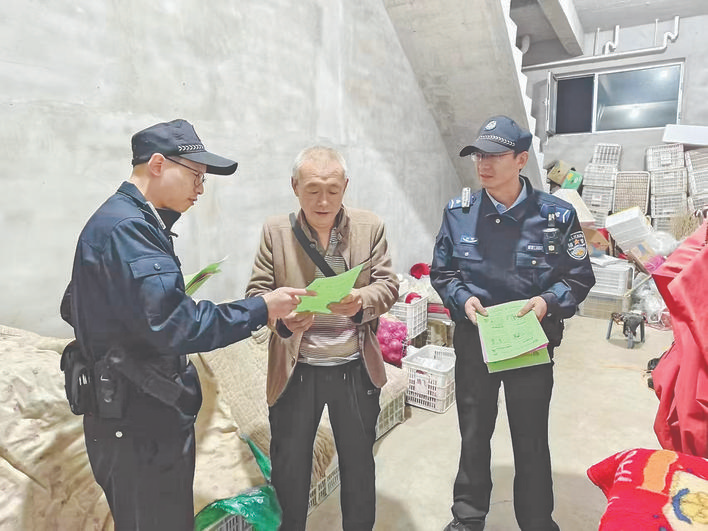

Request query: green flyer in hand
[
  {"left": 295, "top": 264, "right": 364, "bottom": 314},
  {"left": 184, "top": 257, "right": 227, "bottom": 297}
]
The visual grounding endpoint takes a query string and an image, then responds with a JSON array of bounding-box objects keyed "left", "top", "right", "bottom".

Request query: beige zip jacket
[{"left": 246, "top": 206, "right": 399, "bottom": 406}]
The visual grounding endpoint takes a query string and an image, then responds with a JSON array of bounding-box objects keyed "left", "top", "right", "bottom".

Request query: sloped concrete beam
[{"left": 538, "top": 0, "right": 584, "bottom": 56}]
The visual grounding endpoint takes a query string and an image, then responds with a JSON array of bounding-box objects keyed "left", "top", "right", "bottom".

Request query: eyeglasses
[
  {"left": 471, "top": 152, "right": 515, "bottom": 162},
  {"left": 165, "top": 156, "right": 207, "bottom": 186}
]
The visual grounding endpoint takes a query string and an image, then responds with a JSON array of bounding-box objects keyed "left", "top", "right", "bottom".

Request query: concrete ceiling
[{"left": 511, "top": 0, "right": 708, "bottom": 50}]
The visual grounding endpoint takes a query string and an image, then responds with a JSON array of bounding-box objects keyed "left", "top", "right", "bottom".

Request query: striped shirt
[{"left": 298, "top": 220, "right": 360, "bottom": 366}]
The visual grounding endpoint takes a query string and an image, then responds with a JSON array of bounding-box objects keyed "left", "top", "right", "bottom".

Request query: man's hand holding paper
[{"left": 295, "top": 264, "right": 364, "bottom": 314}]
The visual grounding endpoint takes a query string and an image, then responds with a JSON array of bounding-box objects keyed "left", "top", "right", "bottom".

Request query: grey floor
[{"left": 306, "top": 315, "right": 673, "bottom": 530}]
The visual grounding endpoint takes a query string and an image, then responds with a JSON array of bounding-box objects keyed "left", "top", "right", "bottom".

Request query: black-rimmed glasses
[{"left": 165, "top": 156, "right": 207, "bottom": 186}]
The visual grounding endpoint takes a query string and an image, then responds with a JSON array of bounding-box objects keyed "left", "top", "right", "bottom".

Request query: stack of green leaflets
[
  {"left": 184, "top": 257, "right": 227, "bottom": 297},
  {"left": 476, "top": 300, "right": 551, "bottom": 373}
]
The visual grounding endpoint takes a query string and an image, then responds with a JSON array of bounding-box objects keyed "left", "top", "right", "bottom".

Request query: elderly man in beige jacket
[{"left": 247, "top": 145, "right": 398, "bottom": 531}]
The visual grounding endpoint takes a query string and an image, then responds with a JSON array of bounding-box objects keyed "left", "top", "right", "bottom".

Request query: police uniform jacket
[
  {"left": 61, "top": 181, "right": 268, "bottom": 432},
  {"left": 431, "top": 177, "right": 595, "bottom": 344}
]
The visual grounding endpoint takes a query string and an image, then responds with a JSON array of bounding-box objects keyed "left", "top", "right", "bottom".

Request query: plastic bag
[{"left": 193, "top": 435, "right": 281, "bottom": 531}]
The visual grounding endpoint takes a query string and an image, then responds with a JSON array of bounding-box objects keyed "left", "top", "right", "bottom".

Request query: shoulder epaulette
[{"left": 448, "top": 195, "right": 477, "bottom": 210}]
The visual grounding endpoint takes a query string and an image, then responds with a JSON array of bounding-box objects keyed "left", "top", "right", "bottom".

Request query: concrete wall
[
  {"left": 525, "top": 15, "right": 708, "bottom": 171},
  {"left": 1, "top": 1, "right": 461, "bottom": 337}
]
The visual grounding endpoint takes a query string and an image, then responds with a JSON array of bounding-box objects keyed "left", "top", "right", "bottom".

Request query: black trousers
[
  {"left": 83, "top": 414, "right": 196, "bottom": 531},
  {"left": 269, "top": 359, "right": 381, "bottom": 531},
  {"left": 451, "top": 321, "right": 560, "bottom": 531}
]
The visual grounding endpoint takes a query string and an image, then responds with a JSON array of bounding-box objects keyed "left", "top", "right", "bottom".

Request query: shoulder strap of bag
[{"left": 289, "top": 212, "right": 336, "bottom": 277}]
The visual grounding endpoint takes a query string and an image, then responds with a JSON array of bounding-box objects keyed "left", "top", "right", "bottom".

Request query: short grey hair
[{"left": 291, "top": 145, "right": 348, "bottom": 183}]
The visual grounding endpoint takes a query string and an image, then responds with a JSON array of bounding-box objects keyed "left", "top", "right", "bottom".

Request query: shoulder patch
[
  {"left": 448, "top": 195, "right": 476, "bottom": 210},
  {"left": 567, "top": 230, "right": 588, "bottom": 260},
  {"left": 448, "top": 197, "right": 463, "bottom": 209}
]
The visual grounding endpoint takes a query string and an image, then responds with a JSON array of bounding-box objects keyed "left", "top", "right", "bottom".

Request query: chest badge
[
  {"left": 567, "top": 230, "right": 588, "bottom": 260},
  {"left": 460, "top": 235, "right": 478, "bottom": 245}
]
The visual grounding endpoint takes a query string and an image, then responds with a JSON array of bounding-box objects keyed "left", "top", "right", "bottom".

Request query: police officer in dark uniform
[
  {"left": 60, "top": 119, "right": 308, "bottom": 531},
  {"left": 431, "top": 116, "right": 595, "bottom": 531}
]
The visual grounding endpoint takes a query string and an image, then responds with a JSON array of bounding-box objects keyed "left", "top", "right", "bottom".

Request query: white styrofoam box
[
  {"left": 663, "top": 124, "right": 708, "bottom": 146},
  {"left": 645, "top": 143, "right": 684, "bottom": 172},
  {"left": 605, "top": 207, "right": 653, "bottom": 249},
  {"left": 589, "top": 256, "right": 634, "bottom": 296}
]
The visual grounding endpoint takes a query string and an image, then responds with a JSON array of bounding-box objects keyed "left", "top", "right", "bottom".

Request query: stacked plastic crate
[
  {"left": 685, "top": 147, "right": 708, "bottom": 213},
  {"left": 646, "top": 143, "right": 688, "bottom": 234},
  {"left": 581, "top": 144, "right": 621, "bottom": 227},
  {"left": 577, "top": 256, "right": 634, "bottom": 319}
]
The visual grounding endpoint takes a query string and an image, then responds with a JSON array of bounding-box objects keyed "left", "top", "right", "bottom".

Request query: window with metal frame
[{"left": 547, "top": 62, "right": 683, "bottom": 135}]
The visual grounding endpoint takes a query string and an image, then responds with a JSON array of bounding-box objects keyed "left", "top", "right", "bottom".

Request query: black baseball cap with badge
[
  {"left": 459, "top": 115, "right": 532, "bottom": 157},
  {"left": 131, "top": 119, "right": 238, "bottom": 175}
]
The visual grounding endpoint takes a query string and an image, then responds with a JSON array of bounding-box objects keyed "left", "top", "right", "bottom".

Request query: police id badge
[{"left": 567, "top": 230, "right": 588, "bottom": 260}]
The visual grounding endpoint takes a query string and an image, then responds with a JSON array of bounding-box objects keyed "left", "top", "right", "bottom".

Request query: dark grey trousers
[
  {"left": 83, "top": 414, "right": 195, "bottom": 531},
  {"left": 452, "top": 320, "right": 560, "bottom": 531},
  {"left": 269, "top": 359, "right": 381, "bottom": 531}
]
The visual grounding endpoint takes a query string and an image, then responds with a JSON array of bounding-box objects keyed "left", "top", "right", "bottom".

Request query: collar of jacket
[
  {"left": 481, "top": 175, "right": 537, "bottom": 222},
  {"left": 116, "top": 181, "right": 182, "bottom": 232},
  {"left": 297, "top": 205, "right": 350, "bottom": 250}
]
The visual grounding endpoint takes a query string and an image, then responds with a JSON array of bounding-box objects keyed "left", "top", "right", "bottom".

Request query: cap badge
[{"left": 485, "top": 120, "right": 497, "bottom": 130}]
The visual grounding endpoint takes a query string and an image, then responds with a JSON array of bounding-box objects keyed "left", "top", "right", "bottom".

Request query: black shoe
[{"left": 444, "top": 519, "right": 482, "bottom": 531}]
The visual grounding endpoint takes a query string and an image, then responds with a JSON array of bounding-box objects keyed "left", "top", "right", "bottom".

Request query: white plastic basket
[
  {"left": 578, "top": 289, "right": 630, "bottom": 319},
  {"left": 210, "top": 513, "right": 253, "bottom": 531},
  {"left": 308, "top": 459, "right": 340, "bottom": 513},
  {"left": 613, "top": 171, "right": 650, "bottom": 213},
  {"left": 650, "top": 168, "right": 687, "bottom": 195},
  {"left": 375, "top": 391, "right": 405, "bottom": 439},
  {"left": 582, "top": 163, "right": 618, "bottom": 187},
  {"left": 689, "top": 169, "right": 708, "bottom": 198},
  {"left": 652, "top": 216, "right": 677, "bottom": 234},
  {"left": 689, "top": 192, "right": 708, "bottom": 211},
  {"left": 645, "top": 143, "right": 684, "bottom": 171},
  {"left": 402, "top": 345, "right": 456, "bottom": 413},
  {"left": 591, "top": 143, "right": 622, "bottom": 166},
  {"left": 390, "top": 296, "right": 428, "bottom": 339},
  {"left": 582, "top": 185, "right": 614, "bottom": 211},
  {"left": 685, "top": 147, "right": 708, "bottom": 172},
  {"left": 650, "top": 193, "right": 688, "bottom": 216}
]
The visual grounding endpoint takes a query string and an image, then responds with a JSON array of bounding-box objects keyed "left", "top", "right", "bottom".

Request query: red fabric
[
  {"left": 587, "top": 448, "right": 708, "bottom": 530},
  {"left": 651, "top": 221, "right": 708, "bottom": 458},
  {"left": 409, "top": 263, "right": 430, "bottom": 279},
  {"left": 404, "top": 292, "right": 421, "bottom": 304}
]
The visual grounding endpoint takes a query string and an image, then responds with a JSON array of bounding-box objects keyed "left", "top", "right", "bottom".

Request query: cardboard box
[
  {"left": 561, "top": 170, "right": 582, "bottom": 190},
  {"left": 547, "top": 160, "right": 572, "bottom": 185},
  {"left": 582, "top": 227, "right": 610, "bottom": 256}
]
